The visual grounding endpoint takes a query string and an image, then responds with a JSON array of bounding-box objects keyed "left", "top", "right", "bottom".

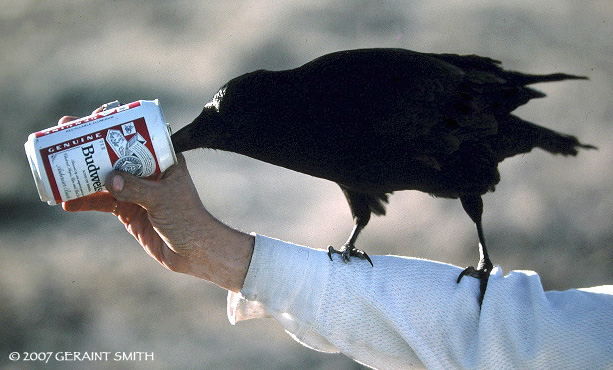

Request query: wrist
[{"left": 186, "top": 212, "right": 255, "bottom": 292}]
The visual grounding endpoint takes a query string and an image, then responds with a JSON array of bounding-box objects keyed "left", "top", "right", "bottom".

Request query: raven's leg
[
  {"left": 328, "top": 220, "right": 373, "bottom": 266},
  {"left": 457, "top": 195, "right": 493, "bottom": 306},
  {"left": 328, "top": 187, "right": 384, "bottom": 267}
]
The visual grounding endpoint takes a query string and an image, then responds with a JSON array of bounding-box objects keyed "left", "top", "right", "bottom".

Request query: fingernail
[{"left": 112, "top": 174, "right": 125, "bottom": 192}]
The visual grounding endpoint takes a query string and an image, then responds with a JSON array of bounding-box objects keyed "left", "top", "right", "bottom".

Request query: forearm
[{"left": 229, "top": 235, "right": 613, "bottom": 369}]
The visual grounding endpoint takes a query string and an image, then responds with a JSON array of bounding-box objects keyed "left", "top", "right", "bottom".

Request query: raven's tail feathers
[
  {"left": 506, "top": 71, "right": 588, "bottom": 86},
  {"left": 494, "top": 115, "right": 597, "bottom": 160},
  {"left": 534, "top": 128, "right": 597, "bottom": 156}
]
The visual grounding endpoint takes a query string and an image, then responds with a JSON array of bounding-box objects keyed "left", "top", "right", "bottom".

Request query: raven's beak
[
  {"left": 171, "top": 122, "right": 199, "bottom": 154},
  {"left": 171, "top": 106, "right": 224, "bottom": 154}
]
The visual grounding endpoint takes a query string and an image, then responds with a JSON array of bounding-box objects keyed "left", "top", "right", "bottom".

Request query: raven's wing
[
  {"left": 300, "top": 50, "right": 507, "bottom": 155},
  {"left": 368, "top": 51, "right": 588, "bottom": 159}
]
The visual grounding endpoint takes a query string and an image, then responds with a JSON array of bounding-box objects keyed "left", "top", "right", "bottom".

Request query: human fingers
[
  {"left": 57, "top": 102, "right": 109, "bottom": 126},
  {"left": 58, "top": 116, "right": 79, "bottom": 125},
  {"left": 104, "top": 154, "right": 190, "bottom": 208},
  {"left": 104, "top": 169, "right": 161, "bottom": 208},
  {"left": 62, "top": 192, "right": 118, "bottom": 213}
]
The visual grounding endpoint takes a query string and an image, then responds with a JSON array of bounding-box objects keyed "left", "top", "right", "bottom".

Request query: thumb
[{"left": 105, "top": 170, "right": 159, "bottom": 207}]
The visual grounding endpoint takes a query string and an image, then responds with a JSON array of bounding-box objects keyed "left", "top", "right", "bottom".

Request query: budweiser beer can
[{"left": 24, "top": 99, "right": 177, "bottom": 205}]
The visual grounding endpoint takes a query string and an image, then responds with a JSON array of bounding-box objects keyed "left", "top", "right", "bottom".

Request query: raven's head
[{"left": 171, "top": 103, "right": 228, "bottom": 153}]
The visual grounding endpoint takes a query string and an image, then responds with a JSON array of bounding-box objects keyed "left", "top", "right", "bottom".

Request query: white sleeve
[{"left": 228, "top": 234, "right": 613, "bottom": 370}]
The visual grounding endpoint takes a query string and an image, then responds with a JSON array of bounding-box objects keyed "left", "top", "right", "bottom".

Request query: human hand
[{"left": 59, "top": 114, "right": 254, "bottom": 292}]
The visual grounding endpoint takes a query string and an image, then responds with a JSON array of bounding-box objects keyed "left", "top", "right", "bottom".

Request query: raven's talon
[
  {"left": 328, "top": 245, "right": 374, "bottom": 267},
  {"left": 327, "top": 246, "right": 335, "bottom": 261},
  {"left": 456, "top": 262, "right": 493, "bottom": 306},
  {"left": 457, "top": 266, "right": 482, "bottom": 283}
]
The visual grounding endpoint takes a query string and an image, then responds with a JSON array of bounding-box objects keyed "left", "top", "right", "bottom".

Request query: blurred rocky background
[{"left": 1, "top": 1, "right": 611, "bottom": 369}]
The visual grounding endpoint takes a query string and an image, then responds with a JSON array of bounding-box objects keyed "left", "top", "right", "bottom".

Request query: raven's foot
[
  {"left": 456, "top": 257, "right": 493, "bottom": 306},
  {"left": 328, "top": 244, "right": 373, "bottom": 267}
]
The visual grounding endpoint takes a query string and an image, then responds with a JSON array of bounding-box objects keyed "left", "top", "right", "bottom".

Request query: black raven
[{"left": 171, "top": 48, "right": 595, "bottom": 304}]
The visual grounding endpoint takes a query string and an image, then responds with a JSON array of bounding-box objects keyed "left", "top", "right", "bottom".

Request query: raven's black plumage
[{"left": 172, "top": 48, "right": 595, "bottom": 304}]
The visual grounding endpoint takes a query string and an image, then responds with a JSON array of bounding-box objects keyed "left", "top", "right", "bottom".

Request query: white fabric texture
[{"left": 228, "top": 234, "right": 613, "bottom": 369}]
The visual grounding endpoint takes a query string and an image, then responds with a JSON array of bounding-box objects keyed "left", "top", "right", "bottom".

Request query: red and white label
[{"left": 40, "top": 116, "right": 159, "bottom": 204}]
